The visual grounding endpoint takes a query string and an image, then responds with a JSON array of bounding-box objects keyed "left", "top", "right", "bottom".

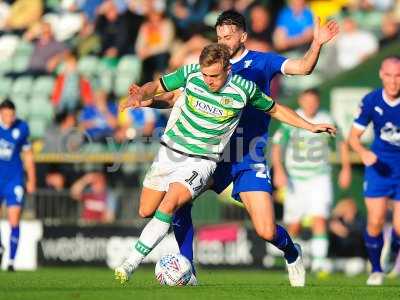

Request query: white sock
[
  {"left": 311, "top": 235, "right": 329, "bottom": 270},
  {"left": 126, "top": 210, "right": 172, "bottom": 267}
]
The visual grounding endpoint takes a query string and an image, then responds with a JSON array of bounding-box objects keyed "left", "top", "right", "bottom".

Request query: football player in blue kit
[
  {"left": 349, "top": 56, "right": 400, "bottom": 286},
  {"left": 0, "top": 99, "right": 36, "bottom": 271},
  {"left": 171, "top": 10, "right": 339, "bottom": 285}
]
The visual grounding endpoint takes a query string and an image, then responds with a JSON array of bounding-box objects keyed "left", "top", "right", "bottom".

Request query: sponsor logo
[
  {"left": 380, "top": 122, "right": 400, "bottom": 146},
  {"left": 194, "top": 100, "right": 224, "bottom": 116},
  {"left": 12, "top": 128, "right": 20, "bottom": 139}
]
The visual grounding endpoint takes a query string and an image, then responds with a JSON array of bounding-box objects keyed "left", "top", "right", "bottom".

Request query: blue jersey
[
  {"left": 354, "top": 88, "right": 400, "bottom": 155},
  {"left": 228, "top": 49, "right": 286, "bottom": 171},
  {"left": 0, "top": 119, "right": 30, "bottom": 182}
]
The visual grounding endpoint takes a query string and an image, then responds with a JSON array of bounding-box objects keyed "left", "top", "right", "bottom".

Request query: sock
[
  {"left": 311, "top": 234, "right": 328, "bottom": 271},
  {"left": 270, "top": 224, "right": 299, "bottom": 264},
  {"left": 173, "top": 203, "right": 196, "bottom": 274},
  {"left": 126, "top": 210, "right": 172, "bottom": 267},
  {"left": 390, "top": 229, "right": 400, "bottom": 258},
  {"left": 364, "top": 231, "right": 384, "bottom": 273},
  {"left": 10, "top": 226, "right": 20, "bottom": 263}
]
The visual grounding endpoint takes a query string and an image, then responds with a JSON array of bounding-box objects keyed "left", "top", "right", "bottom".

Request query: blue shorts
[
  {"left": 364, "top": 159, "right": 400, "bottom": 200},
  {"left": 0, "top": 179, "right": 25, "bottom": 207},
  {"left": 211, "top": 160, "right": 273, "bottom": 201}
]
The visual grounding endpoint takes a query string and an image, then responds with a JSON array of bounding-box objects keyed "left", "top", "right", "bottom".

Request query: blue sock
[
  {"left": 270, "top": 224, "right": 298, "bottom": 264},
  {"left": 390, "top": 229, "right": 400, "bottom": 257},
  {"left": 364, "top": 231, "right": 383, "bottom": 273},
  {"left": 173, "top": 203, "right": 196, "bottom": 275},
  {"left": 10, "top": 226, "right": 20, "bottom": 262}
]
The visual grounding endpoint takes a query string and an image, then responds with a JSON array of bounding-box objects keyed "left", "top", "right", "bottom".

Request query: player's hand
[
  {"left": 360, "top": 150, "right": 377, "bottom": 166},
  {"left": 338, "top": 166, "right": 352, "bottom": 189},
  {"left": 314, "top": 17, "right": 339, "bottom": 46},
  {"left": 26, "top": 179, "right": 36, "bottom": 194},
  {"left": 310, "top": 123, "right": 337, "bottom": 136},
  {"left": 273, "top": 168, "right": 288, "bottom": 188},
  {"left": 120, "top": 93, "right": 143, "bottom": 111}
]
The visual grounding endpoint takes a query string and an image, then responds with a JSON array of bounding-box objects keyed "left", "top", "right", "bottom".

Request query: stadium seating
[{"left": 32, "top": 76, "right": 55, "bottom": 97}]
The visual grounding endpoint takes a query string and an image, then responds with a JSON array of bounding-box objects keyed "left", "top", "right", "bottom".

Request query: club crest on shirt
[
  {"left": 12, "top": 128, "right": 20, "bottom": 140},
  {"left": 220, "top": 97, "right": 233, "bottom": 106},
  {"left": 380, "top": 122, "right": 400, "bottom": 146}
]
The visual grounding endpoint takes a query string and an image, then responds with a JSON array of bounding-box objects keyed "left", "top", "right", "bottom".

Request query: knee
[
  {"left": 138, "top": 206, "right": 154, "bottom": 218},
  {"left": 367, "top": 217, "right": 385, "bottom": 232},
  {"left": 255, "top": 225, "right": 276, "bottom": 241}
]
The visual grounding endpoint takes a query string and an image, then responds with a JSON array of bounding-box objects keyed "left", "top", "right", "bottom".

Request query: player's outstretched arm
[
  {"left": 268, "top": 103, "right": 336, "bottom": 135},
  {"left": 120, "top": 80, "right": 167, "bottom": 111},
  {"left": 283, "top": 17, "right": 339, "bottom": 75},
  {"left": 348, "top": 125, "right": 377, "bottom": 166},
  {"left": 127, "top": 83, "right": 177, "bottom": 109}
]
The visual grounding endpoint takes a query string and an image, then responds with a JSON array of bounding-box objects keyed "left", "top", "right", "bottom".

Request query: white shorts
[
  {"left": 143, "top": 145, "right": 217, "bottom": 198},
  {"left": 283, "top": 174, "right": 333, "bottom": 224}
]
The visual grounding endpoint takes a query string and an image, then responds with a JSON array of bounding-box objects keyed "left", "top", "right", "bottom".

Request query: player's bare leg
[
  {"left": 365, "top": 197, "right": 387, "bottom": 286},
  {"left": 240, "top": 191, "right": 305, "bottom": 287},
  {"left": 115, "top": 183, "right": 192, "bottom": 284},
  {"left": 138, "top": 188, "right": 166, "bottom": 218}
]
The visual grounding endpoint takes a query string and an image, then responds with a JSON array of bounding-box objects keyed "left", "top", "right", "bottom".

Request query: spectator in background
[
  {"left": 70, "top": 16, "right": 101, "bottom": 57},
  {"left": 70, "top": 172, "right": 117, "bottom": 223},
  {"left": 335, "top": 16, "right": 378, "bottom": 70},
  {"left": 379, "top": 13, "right": 400, "bottom": 49},
  {"left": 135, "top": 2, "right": 175, "bottom": 83},
  {"left": 42, "top": 111, "right": 80, "bottom": 190},
  {"left": 328, "top": 198, "right": 366, "bottom": 259},
  {"left": 24, "top": 21, "right": 68, "bottom": 75},
  {"left": 79, "top": 89, "right": 118, "bottom": 143},
  {"left": 95, "top": 0, "right": 130, "bottom": 58},
  {"left": 273, "top": 0, "right": 314, "bottom": 51},
  {"left": 169, "top": 0, "right": 212, "bottom": 40},
  {"left": 246, "top": 4, "right": 274, "bottom": 51},
  {"left": 51, "top": 51, "right": 93, "bottom": 113},
  {"left": 272, "top": 89, "right": 352, "bottom": 273},
  {"left": 3, "top": 0, "right": 43, "bottom": 33}
]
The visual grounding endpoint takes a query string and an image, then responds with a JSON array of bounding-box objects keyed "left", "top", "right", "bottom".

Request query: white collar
[
  {"left": 230, "top": 49, "right": 249, "bottom": 64},
  {"left": 382, "top": 90, "right": 400, "bottom": 107}
]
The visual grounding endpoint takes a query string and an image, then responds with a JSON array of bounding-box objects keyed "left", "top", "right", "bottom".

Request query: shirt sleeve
[
  {"left": 264, "top": 52, "right": 287, "bottom": 76},
  {"left": 160, "top": 64, "right": 199, "bottom": 92},
  {"left": 353, "top": 94, "right": 373, "bottom": 130},
  {"left": 248, "top": 83, "right": 275, "bottom": 112}
]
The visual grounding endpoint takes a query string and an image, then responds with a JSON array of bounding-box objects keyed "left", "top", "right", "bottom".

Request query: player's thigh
[
  {"left": 139, "top": 187, "right": 166, "bottom": 218},
  {"left": 158, "top": 182, "right": 193, "bottom": 214},
  {"left": 365, "top": 197, "right": 388, "bottom": 228},
  {"left": 283, "top": 178, "right": 305, "bottom": 225},
  {"left": 308, "top": 175, "right": 333, "bottom": 221},
  {"left": 210, "top": 162, "right": 233, "bottom": 195},
  {"left": 7, "top": 205, "right": 22, "bottom": 227},
  {"left": 240, "top": 191, "right": 275, "bottom": 240}
]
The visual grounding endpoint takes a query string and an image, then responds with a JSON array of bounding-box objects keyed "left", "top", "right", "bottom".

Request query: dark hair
[
  {"left": 199, "top": 43, "right": 231, "bottom": 69},
  {"left": 215, "top": 10, "right": 246, "bottom": 31},
  {"left": 301, "top": 88, "right": 320, "bottom": 98},
  {"left": 0, "top": 99, "right": 16, "bottom": 110}
]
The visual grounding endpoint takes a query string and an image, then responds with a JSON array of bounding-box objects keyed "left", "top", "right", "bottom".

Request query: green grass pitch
[{"left": 0, "top": 267, "right": 398, "bottom": 300}]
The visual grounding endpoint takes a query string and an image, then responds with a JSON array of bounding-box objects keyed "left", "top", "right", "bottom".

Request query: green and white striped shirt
[
  {"left": 160, "top": 64, "right": 275, "bottom": 160},
  {"left": 272, "top": 109, "right": 335, "bottom": 179}
]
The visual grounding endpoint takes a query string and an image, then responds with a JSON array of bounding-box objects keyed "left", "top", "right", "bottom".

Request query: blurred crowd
[{"left": 0, "top": 0, "right": 399, "bottom": 147}]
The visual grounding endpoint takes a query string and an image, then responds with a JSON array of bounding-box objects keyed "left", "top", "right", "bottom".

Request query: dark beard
[{"left": 231, "top": 43, "right": 245, "bottom": 59}]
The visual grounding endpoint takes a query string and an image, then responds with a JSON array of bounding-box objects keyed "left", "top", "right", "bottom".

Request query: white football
[{"left": 155, "top": 254, "right": 193, "bottom": 286}]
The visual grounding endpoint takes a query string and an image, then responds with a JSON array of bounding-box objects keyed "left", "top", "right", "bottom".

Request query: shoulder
[
  {"left": 231, "top": 74, "right": 256, "bottom": 93},
  {"left": 15, "top": 119, "right": 29, "bottom": 131},
  {"left": 182, "top": 64, "right": 201, "bottom": 77},
  {"left": 363, "top": 88, "right": 382, "bottom": 105}
]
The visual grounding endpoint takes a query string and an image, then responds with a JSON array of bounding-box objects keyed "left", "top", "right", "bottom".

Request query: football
[{"left": 155, "top": 254, "right": 193, "bottom": 286}]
